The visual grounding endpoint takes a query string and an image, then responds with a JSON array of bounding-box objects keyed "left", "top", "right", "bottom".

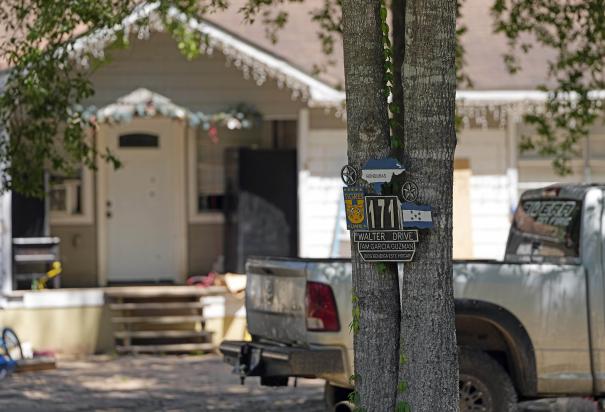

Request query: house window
[
  {"left": 50, "top": 172, "right": 83, "bottom": 215},
  {"left": 49, "top": 167, "right": 93, "bottom": 224}
]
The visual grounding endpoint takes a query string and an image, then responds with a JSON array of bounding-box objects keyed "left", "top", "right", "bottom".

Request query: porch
[{"left": 0, "top": 285, "right": 247, "bottom": 356}]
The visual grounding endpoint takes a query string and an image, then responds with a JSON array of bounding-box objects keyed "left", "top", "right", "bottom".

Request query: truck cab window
[{"left": 505, "top": 199, "right": 582, "bottom": 262}]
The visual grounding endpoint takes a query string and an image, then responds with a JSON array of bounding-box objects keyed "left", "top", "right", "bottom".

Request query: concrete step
[
  {"left": 104, "top": 286, "right": 226, "bottom": 299},
  {"left": 116, "top": 343, "right": 214, "bottom": 353},
  {"left": 113, "top": 330, "right": 213, "bottom": 339}
]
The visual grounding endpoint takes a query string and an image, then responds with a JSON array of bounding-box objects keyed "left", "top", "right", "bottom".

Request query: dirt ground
[{"left": 0, "top": 355, "right": 325, "bottom": 411}]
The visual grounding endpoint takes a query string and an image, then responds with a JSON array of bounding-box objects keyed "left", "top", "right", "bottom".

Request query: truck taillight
[{"left": 306, "top": 281, "right": 340, "bottom": 332}]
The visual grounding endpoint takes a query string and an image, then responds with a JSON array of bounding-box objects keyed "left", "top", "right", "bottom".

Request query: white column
[
  {"left": 297, "top": 108, "right": 310, "bottom": 257},
  {"left": 0, "top": 189, "right": 12, "bottom": 297}
]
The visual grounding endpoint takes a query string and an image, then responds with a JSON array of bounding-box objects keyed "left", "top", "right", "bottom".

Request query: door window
[{"left": 119, "top": 133, "right": 159, "bottom": 148}]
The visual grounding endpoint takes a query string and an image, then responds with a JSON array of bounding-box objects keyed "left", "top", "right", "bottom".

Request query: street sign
[
  {"left": 355, "top": 229, "right": 419, "bottom": 262},
  {"left": 357, "top": 241, "right": 416, "bottom": 251},
  {"left": 358, "top": 250, "right": 415, "bottom": 262},
  {"left": 353, "top": 230, "right": 418, "bottom": 243},
  {"left": 365, "top": 196, "right": 400, "bottom": 230},
  {"left": 340, "top": 157, "right": 432, "bottom": 263}
]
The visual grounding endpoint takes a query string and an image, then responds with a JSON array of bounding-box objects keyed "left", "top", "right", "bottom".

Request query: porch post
[
  {"left": 0, "top": 189, "right": 12, "bottom": 296},
  {"left": 296, "top": 108, "right": 309, "bottom": 257},
  {"left": 506, "top": 109, "right": 519, "bottom": 216}
]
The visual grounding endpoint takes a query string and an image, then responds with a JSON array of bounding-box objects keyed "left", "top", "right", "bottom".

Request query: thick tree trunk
[
  {"left": 341, "top": 1, "right": 401, "bottom": 410},
  {"left": 398, "top": 1, "right": 459, "bottom": 411}
]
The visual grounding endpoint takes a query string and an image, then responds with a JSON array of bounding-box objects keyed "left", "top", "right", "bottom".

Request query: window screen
[
  {"left": 505, "top": 199, "right": 582, "bottom": 261},
  {"left": 119, "top": 133, "right": 159, "bottom": 148}
]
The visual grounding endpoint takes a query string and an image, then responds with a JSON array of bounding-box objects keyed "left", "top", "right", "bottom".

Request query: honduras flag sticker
[
  {"left": 361, "top": 157, "right": 406, "bottom": 194},
  {"left": 401, "top": 202, "right": 433, "bottom": 229}
]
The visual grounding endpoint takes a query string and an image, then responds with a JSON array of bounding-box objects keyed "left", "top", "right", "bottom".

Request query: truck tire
[
  {"left": 324, "top": 382, "right": 353, "bottom": 412},
  {"left": 459, "top": 348, "right": 517, "bottom": 412}
]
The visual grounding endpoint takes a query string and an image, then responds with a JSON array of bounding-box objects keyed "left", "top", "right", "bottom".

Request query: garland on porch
[{"left": 78, "top": 88, "right": 262, "bottom": 143}]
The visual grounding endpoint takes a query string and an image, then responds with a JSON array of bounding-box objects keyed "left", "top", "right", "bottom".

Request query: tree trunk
[
  {"left": 398, "top": 1, "right": 459, "bottom": 410},
  {"left": 392, "top": 0, "right": 405, "bottom": 154},
  {"left": 341, "top": 1, "right": 401, "bottom": 410}
]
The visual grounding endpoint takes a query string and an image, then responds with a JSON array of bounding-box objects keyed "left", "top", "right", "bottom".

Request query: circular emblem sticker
[{"left": 341, "top": 165, "right": 358, "bottom": 186}]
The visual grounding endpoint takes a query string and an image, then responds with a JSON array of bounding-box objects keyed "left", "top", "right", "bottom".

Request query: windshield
[{"left": 505, "top": 199, "right": 582, "bottom": 262}]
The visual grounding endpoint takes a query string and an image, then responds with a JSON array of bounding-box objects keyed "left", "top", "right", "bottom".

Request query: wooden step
[
  {"left": 111, "top": 315, "right": 206, "bottom": 324},
  {"left": 116, "top": 343, "right": 214, "bottom": 353},
  {"left": 15, "top": 357, "right": 57, "bottom": 373},
  {"left": 104, "top": 285, "right": 226, "bottom": 298},
  {"left": 113, "top": 330, "right": 213, "bottom": 339},
  {"left": 110, "top": 302, "right": 206, "bottom": 310}
]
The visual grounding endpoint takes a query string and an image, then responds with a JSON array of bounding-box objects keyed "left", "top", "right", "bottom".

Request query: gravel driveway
[{"left": 0, "top": 355, "right": 325, "bottom": 411}]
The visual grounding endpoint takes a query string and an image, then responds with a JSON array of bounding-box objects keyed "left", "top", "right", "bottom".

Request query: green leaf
[
  {"left": 396, "top": 401, "right": 411, "bottom": 412},
  {"left": 399, "top": 353, "right": 407, "bottom": 365}
]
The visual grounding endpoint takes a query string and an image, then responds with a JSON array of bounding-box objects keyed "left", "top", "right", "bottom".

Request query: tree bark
[
  {"left": 392, "top": 0, "right": 405, "bottom": 154},
  {"left": 341, "top": 1, "right": 401, "bottom": 410},
  {"left": 398, "top": 1, "right": 459, "bottom": 410}
]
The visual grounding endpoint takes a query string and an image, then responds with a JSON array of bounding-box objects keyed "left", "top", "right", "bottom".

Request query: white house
[{"left": 1, "top": 0, "right": 603, "bottom": 290}]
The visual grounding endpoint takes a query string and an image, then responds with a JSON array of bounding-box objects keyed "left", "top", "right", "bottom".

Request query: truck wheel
[
  {"left": 324, "top": 383, "right": 353, "bottom": 412},
  {"left": 459, "top": 348, "right": 517, "bottom": 412}
]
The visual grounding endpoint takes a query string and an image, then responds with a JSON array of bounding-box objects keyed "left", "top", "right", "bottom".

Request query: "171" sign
[{"left": 365, "top": 196, "right": 400, "bottom": 230}]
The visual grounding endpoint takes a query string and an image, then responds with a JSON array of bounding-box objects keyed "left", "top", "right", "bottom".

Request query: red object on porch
[{"left": 186, "top": 272, "right": 217, "bottom": 288}]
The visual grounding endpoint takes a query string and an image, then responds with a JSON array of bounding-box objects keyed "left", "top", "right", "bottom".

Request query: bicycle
[
  {"left": 1, "top": 327, "right": 23, "bottom": 361},
  {"left": 0, "top": 327, "right": 22, "bottom": 380}
]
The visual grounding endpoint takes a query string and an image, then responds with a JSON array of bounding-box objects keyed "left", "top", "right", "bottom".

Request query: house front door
[{"left": 102, "top": 118, "right": 186, "bottom": 283}]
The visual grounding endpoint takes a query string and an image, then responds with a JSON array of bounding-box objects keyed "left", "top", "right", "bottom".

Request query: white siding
[
  {"left": 300, "top": 127, "right": 516, "bottom": 260},
  {"left": 299, "top": 129, "right": 348, "bottom": 258},
  {"left": 457, "top": 129, "right": 511, "bottom": 259},
  {"left": 469, "top": 176, "right": 511, "bottom": 259}
]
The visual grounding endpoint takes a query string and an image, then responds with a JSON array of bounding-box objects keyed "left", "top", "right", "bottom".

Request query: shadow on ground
[{"left": 0, "top": 355, "right": 324, "bottom": 411}]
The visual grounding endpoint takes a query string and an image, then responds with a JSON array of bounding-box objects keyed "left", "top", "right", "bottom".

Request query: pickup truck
[{"left": 220, "top": 184, "right": 605, "bottom": 412}]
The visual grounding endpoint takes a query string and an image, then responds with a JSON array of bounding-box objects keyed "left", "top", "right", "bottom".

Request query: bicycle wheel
[{"left": 1, "top": 328, "right": 24, "bottom": 361}]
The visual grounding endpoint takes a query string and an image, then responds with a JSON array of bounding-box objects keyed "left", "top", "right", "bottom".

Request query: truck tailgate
[{"left": 246, "top": 258, "right": 308, "bottom": 344}]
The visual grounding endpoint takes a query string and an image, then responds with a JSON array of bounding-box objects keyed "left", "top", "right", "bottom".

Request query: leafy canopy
[
  {"left": 493, "top": 0, "right": 605, "bottom": 174},
  {"left": 1, "top": 0, "right": 604, "bottom": 195},
  {"left": 0, "top": 0, "right": 228, "bottom": 196}
]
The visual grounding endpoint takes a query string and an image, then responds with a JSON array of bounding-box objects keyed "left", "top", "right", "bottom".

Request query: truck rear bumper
[{"left": 220, "top": 340, "right": 345, "bottom": 378}]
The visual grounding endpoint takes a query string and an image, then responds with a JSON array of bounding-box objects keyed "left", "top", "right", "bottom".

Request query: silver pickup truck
[{"left": 221, "top": 184, "right": 605, "bottom": 411}]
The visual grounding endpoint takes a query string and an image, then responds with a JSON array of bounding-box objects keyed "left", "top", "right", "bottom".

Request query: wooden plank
[
  {"left": 113, "top": 330, "right": 213, "bottom": 339},
  {"left": 15, "top": 357, "right": 57, "bottom": 373},
  {"left": 111, "top": 315, "right": 206, "bottom": 324},
  {"left": 116, "top": 343, "right": 214, "bottom": 353},
  {"left": 109, "top": 302, "right": 207, "bottom": 310}
]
